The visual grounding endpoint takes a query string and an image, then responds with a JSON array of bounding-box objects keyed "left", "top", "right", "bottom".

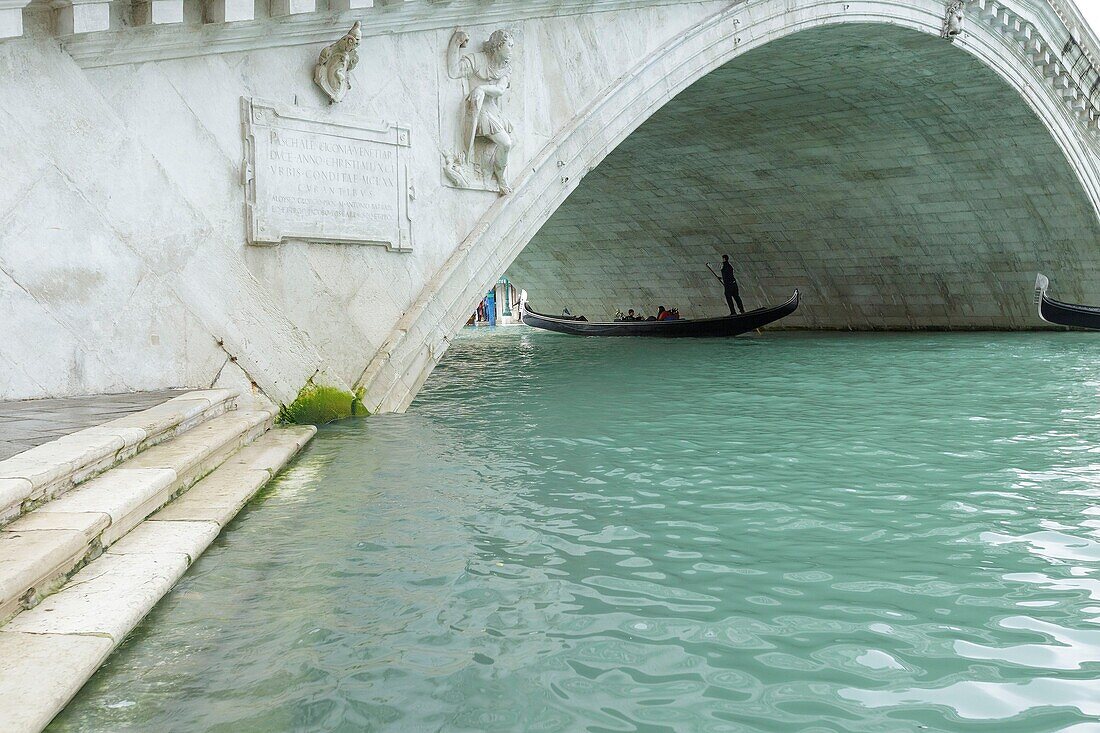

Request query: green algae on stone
[{"left": 279, "top": 383, "right": 368, "bottom": 425}]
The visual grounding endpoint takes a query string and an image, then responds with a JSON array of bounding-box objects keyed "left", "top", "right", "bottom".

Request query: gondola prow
[{"left": 1034, "top": 273, "right": 1049, "bottom": 306}]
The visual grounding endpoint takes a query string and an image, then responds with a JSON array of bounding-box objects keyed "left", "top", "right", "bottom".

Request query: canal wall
[{"left": 2, "top": 0, "right": 1100, "bottom": 413}]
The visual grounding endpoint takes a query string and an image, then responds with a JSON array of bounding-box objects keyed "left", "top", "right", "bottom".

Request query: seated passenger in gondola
[
  {"left": 658, "top": 306, "right": 680, "bottom": 321},
  {"left": 560, "top": 307, "right": 588, "bottom": 322},
  {"left": 626, "top": 309, "right": 639, "bottom": 321}
]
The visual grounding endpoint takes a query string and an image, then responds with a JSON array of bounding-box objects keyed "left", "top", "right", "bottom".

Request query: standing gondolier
[{"left": 719, "top": 255, "right": 745, "bottom": 315}]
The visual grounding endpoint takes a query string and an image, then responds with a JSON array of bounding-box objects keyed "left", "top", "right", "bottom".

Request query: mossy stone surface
[{"left": 279, "top": 383, "right": 368, "bottom": 425}]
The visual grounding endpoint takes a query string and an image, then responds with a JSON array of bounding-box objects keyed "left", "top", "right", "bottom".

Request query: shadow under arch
[
  {"left": 509, "top": 22, "right": 1100, "bottom": 329},
  {"left": 360, "top": 0, "right": 1100, "bottom": 413}
]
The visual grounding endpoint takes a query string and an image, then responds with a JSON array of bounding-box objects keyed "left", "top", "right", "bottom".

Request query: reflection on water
[{"left": 52, "top": 331, "right": 1100, "bottom": 732}]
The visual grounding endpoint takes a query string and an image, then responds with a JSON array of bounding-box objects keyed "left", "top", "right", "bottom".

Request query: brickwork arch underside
[{"left": 506, "top": 24, "right": 1100, "bottom": 329}]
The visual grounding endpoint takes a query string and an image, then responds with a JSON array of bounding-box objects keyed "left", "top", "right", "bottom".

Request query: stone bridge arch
[{"left": 358, "top": 0, "right": 1100, "bottom": 414}]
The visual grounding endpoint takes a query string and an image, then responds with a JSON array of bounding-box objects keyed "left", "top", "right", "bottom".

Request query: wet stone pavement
[{"left": 0, "top": 390, "right": 188, "bottom": 461}]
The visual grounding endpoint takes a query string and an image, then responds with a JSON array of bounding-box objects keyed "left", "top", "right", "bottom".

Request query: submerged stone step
[
  {"left": 0, "top": 389, "right": 237, "bottom": 525},
  {"left": 152, "top": 426, "right": 316, "bottom": 525},
  {"left": 0, "top": 425, "right": 315, "bottom": 733},
  {"left": 0, "top": 410, "right": 273, "bottom": 626},
  {"left": 0, "top": 631, "right": 113, "bottom": 733}
]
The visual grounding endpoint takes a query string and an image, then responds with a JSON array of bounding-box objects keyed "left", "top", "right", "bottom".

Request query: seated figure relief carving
[
  {"left": 443, "top": 28, "right": 517, "bottom": 195},
  {"left": 315, "top": 21, "right": 361, "bottom": 104}
]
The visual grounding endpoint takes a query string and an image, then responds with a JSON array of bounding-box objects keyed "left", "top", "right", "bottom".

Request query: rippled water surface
[{"left": 52, "top": 331, "right": 1100, "bottom": 732}]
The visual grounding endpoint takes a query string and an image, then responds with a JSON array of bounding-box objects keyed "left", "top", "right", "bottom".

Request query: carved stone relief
[
  {"left": 315, "top": 21, "right": 361, "bottom": 104},
  {"left": 942, "top": 0, "right": 964, "bottom": 41},
  {"left": 441, "top": 28, "right": 518, "bottom": 195}
]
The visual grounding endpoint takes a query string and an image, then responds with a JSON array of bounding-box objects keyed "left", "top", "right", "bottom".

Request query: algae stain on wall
[{"left": 279, "top": 382, "right": 369, "bottom": 425}]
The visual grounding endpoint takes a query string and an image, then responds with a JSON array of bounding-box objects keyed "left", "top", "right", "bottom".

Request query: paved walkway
[{"left": 0, "top": 390, "right": 187, "bottom": 461}]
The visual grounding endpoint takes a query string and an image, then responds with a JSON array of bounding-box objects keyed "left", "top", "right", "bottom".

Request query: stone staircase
[
  {"left": 0, "top": 390, "right": 316, "bottom": 733},
  {"left": 972, "top": 0, "right": 1100, "bottom": 140}
]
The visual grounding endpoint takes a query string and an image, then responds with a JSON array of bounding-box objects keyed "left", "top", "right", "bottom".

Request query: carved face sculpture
[
  {"left": 338, "top": 21, "right": 361, "bottom": 60},
  {"left": 486, "top": 30, "right": 515, "bottom": 66}
]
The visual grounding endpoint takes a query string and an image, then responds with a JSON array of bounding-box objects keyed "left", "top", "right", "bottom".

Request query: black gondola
[
  {"left": 1035, "top": 274, "right": 1100, "bottom": 330},
  {"left": 521, "top": 290, "right": 799, "bottom": 337}
]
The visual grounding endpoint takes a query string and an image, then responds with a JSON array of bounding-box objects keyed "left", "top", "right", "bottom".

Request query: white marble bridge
[{"left": 2, "top": 0, "right": 1100, "bottom": 415}]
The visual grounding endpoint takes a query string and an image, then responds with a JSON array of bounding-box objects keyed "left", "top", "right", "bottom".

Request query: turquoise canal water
[{"left": 51, "top": 331, "right": 1100, "bottom": 732}]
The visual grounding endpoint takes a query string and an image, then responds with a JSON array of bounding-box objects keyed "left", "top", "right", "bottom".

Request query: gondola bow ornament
[{"left": 1035, "top": 273, "right": 1100, "bottom": 330}]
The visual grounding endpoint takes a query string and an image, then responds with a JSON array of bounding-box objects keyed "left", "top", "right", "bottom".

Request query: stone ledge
[
  {"left": 0, "top": 410, "right": 273, "bottom": 629},
  {"left": 0, "top": 0, "right": 33, "bottom": 39},
  {"left": 153, "top": 425, "right": 316, "bottom": 525},
  {"left": 0, "top": 425, "right": 315, "bottom": 733},
  {"left": 0, "top": 389, "right": 238, "bottom": 526},
  {"left": 107, "top": 519, "right": 221, "bottom": 560},
  {"left": 0, "top": 631, "right": 114, "bottom": 733},
  {"left": 0, "top": 478, "right": 32, "bottom": 524},
  {"left": 0, "top": 526, "right": 95, "bottom": 624},
  {"left": 4, "top": 552, "right": 191, "bottom": 640},
  {"left": 59, "top": 0, "right": 713, "bottom": 68}
]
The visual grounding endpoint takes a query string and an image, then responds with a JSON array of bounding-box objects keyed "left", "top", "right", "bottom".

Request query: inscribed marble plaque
[{"left": 243, "top": 98, "right": 413, "bottom": 250}]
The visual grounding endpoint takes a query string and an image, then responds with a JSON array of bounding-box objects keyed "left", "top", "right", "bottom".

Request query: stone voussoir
[{"left": 0, "top": 389, "right": 239, "bottom": 525}]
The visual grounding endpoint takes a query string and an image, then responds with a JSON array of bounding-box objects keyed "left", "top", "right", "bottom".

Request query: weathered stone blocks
[
  {"left": 0, "top": 0, "right": 30, "bottom": 38},
  {"left": 0, "top": 631, "right": 113, "bottom": 733},
  {"left": 0, "top": 399, "right": 314, "bottom": 732},
  {"left": 0, "top": 390, "right": 237, "bottom": 524},
  {"left": 508, "top": 24, "right": 1100, "bottom": 330}
]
